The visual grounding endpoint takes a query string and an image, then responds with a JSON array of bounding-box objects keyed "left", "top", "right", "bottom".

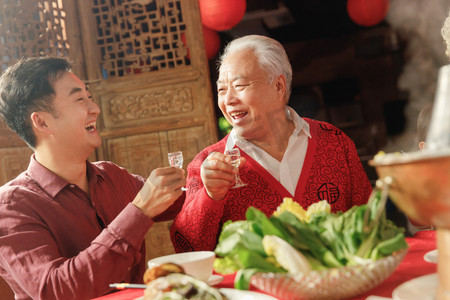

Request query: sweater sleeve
[
  {"left": 341, "top": 132, "right": 372, "bottom": 206},
  {"left": 170, "top": 148, "right": 228, "bottom": 252}
]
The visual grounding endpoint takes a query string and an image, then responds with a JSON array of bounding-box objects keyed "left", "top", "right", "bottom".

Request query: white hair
[{"left": 218, "top": 35, "right": 293, "bottom": 102}]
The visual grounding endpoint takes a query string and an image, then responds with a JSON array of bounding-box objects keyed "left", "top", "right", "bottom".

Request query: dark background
[{"left": 208, "top": 0, "right": 407, "bottom": 157}]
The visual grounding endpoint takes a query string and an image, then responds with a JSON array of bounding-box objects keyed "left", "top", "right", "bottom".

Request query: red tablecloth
[{"left": 92, "top": 230, "right": 436, "bottom": 300}]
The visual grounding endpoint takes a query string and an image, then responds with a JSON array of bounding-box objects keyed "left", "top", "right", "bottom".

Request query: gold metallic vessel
[{"left": 370, "top": 149, "right": 450, "bottom": 300}]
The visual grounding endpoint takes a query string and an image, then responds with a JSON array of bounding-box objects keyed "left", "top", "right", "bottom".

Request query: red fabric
[
  {"left": 92, "top": 230, "right": 437, "bottom": 300},
  {"left": 170, "top": 119, "right": 372, "bottom": 252}
]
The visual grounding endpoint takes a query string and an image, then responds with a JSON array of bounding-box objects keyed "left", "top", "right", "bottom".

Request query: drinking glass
[
  {"left": 168, "top": 151, "right": 188, "bottom": 191},
  {"left": 225, "top": 148, "right": 247, "bottom": 188}
]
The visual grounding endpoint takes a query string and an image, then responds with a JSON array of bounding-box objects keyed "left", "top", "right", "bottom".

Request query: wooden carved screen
[
  {"left": 0, "top": 0, "right": 80, "bottom": 185},
  {"left": 0, "top": 0, "right": 218, "bottom": 261},
  {"left": 77, "top": 0, "right": 218, "bottom": 260}
]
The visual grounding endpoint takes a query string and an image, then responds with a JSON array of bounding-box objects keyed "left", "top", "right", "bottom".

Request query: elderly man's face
[{"left": 217, "top": 50, "right": 286, "bottom": 142}]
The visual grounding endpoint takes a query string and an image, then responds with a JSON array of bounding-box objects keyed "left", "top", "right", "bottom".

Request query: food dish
[
  {"left": 147, "top": 251, "right": 215, "bottom": 281},
  {"left": 219, "top": 288, "right": 278, "bottom": 300},
  {"left": 143, "top": 273, "right": 225, "bottom": 299},
  {"left": 392, "top": 273, "right": 437, "bottom": 300},
  {"left": 251, "top": 248, "right": 407, "bottom": 300},
  {"left": 143, "top": 262, "right": 185, "bottom": 284},
  {"left": 134, "top": 288, "right": 277, "bottom": 300},
  {"left": 423, "top": 249, "right": 438, "bottom": 263}
]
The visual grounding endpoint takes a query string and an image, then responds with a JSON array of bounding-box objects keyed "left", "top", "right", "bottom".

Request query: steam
[{"left": 383, "top": 0, "right": 449, "bottom": 152}]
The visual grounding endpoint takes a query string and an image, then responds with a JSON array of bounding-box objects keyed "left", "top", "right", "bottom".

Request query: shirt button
[{"left": 70, "top": 184, "right": 75, "bottom": 188}]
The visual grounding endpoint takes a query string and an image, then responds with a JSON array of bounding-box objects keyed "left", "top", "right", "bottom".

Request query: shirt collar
[
  {"left": 27, "top": 154, "right": 103, "bottom": 198},
  {"left": 225, "top": 106, "right": 311, "bottom": 151},
  {"left": 287, "top": 106, "right": 311, "bottom": 138}
]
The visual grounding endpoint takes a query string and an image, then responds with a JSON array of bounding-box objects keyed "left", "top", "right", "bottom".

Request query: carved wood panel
[
  {"left": 0, "top": 147, "right": 33, "bottom": 186},
  {"left": 92, "top": 0, "right": 191, "bottom": 78},
  {"left": 0, "top": 0, "right": 70, "bottom": 66},
  {"left": 100, "top": 82, "right": 196, "bottom": 129},
  {"left": 77, "top": 0, "right": 218, "bottom": 260},
  {"left": 106, "top": 124, "right": 212, "bottom": 258}
]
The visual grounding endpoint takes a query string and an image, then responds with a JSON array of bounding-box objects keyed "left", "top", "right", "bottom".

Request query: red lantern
[
  {"left": 202, "top": 25, "right": 221, "bottom": 60},
  {"left": 199, "top": 0, "right": 246, "bottom": 32},
  {"left": 180, "top": 26, "right": 220, "bottom": 60},
  {"left": 347, "top": 0, "right": 390, "bottom": 27}
]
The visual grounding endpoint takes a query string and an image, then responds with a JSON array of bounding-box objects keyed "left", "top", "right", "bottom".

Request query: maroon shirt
[{"left": 0, "top": 155, "right": 183, "bottom": 300}]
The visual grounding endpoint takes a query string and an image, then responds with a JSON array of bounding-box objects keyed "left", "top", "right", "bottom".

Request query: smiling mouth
[
  {"left": 85, "top": 121, "right": 97, "bottom": 132},
  {"left": 230, "top": 111, "right": 247, "bottom": 120}
]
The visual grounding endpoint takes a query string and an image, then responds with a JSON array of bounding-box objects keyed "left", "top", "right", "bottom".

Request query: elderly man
[
  {"left": 0, "top": 57, "right": 185, "bottom": 299},
  {"left": 170, "top": 35, "right": 372, "bottom": 252}
]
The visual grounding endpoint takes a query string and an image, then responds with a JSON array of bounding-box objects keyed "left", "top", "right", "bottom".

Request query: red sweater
[{"left": 170, "top": 119, "right": 372, "bottom": 252}]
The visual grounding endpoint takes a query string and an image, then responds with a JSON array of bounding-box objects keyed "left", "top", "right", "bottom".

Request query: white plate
[
  {"left": 219, "top": 288, "right": 278, "bottom": 300},
  {"left": 134, "top": 288, "right": 278, "bottom": 300},
  {"left": 392, "top": 273, "right": 437, "bottom": 300},
  {"left": 423, "top": 249, "right": 438, "bottom": 263},
  {"left": 207, "top": 274, "right": 224, "bottom": 286}
]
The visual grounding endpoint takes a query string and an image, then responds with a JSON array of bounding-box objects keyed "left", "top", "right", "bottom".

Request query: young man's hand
[{"left": 132, "top": 167, "right": 186, "bottom": 218}]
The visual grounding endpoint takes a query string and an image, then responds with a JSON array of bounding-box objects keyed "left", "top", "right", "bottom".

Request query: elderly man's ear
[{"left": 275, "top": 74, "right": 287, "bottom": 102}]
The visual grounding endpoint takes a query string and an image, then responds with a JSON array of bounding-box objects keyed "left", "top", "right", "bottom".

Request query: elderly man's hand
[
  {"left": 201, "top": 151, "right": 246, "bottom": 200},
  {"left": 132, "top": 167, "right": 186, "bottom": 219}
]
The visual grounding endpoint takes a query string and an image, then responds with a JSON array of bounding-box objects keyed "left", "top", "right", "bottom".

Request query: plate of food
[
  {"left": 138, "top": 261, "right": 228, "bottom": 299},
  {"left": 141, "top": 273, "right": 272, "bottom": 300},
  {"left": 250, "top": 249, "right": 407, "bottom": 300},
  {"left": 214, "top": 193, "right": 409, "bottom": 300}
]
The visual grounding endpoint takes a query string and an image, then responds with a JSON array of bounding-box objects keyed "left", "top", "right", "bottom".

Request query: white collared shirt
[{"left": 225, "top": 107, "right": 311, "bottom": 195}]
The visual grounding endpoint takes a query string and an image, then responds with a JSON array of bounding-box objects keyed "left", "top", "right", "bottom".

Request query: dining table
[{"left": 92, "top": 230, "right": 437, "bottom": 300}]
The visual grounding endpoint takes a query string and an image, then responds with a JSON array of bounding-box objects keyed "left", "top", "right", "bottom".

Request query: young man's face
[{"left": 44, "top": 71, "right": 101, "bottom": 157}]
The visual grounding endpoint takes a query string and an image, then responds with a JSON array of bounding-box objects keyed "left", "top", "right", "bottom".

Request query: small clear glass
[
  {"left": 168, "top": 151, "right": 188, "bottom": 191},
  {"left": 225, "top": 148, "right": 247, "bottom": 188}
]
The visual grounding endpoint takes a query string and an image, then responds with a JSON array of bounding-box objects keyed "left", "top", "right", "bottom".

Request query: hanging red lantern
[
  {"left": 199, "top": 0, "right": 246, "bottom": 32},
  {"left": 180, "top": 26, "right": 220, "bottom": 60},
  {"left": 202, "top": 25, "right": 221, "bottom": 60},
  {"left": 347, "top": 0, "right": 390, "bottom": 27}
]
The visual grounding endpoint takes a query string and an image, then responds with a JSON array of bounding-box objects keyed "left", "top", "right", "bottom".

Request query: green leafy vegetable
[{"left": 213, "top": 189, "right": 408, "bottom": 290}]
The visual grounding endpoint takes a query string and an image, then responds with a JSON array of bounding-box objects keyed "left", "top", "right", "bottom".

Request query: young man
[
  {"left": 0, "top": 57, "right": 186, "bottom": 299},
  {"left": 170, "top": 35, "right": 372, "bottom": 252}
]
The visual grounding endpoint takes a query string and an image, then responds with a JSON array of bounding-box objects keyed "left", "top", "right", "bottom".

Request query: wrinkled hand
[
  {"left": 201, "top": 151, "right": 246, "bottom": 200},
  {"left": 132, "top": 167, "right": 186, "bottom": 219}
]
